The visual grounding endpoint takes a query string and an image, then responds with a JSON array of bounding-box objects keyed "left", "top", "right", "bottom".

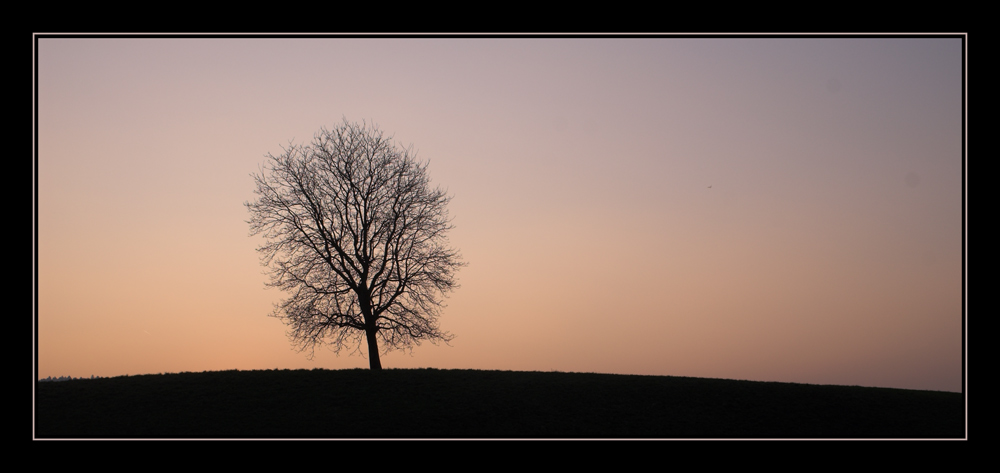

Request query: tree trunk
[
  {"left": 365, "top": 327, "right": 382, "bottom": 370},
  {"left": 360, "top": 292, "right": 382, "bottom": 370}
]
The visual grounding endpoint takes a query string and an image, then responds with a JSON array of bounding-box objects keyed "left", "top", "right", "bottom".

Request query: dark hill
[{"left": 34, "top": 368, "right": 964, "bottom": 438}]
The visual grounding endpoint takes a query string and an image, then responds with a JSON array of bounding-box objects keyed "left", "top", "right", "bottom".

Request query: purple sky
[{"left": 36, "top": 36, "right": 964, "bottom": 392}]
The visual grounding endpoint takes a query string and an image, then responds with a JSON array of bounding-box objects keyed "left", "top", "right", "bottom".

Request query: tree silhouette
[{"left": 246, "top": 120, "right": 463, "bottom": 369}]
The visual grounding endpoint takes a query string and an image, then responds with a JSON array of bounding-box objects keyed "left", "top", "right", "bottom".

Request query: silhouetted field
[{"left": 34, "top": 369, "right": 963, "bottom": 438}]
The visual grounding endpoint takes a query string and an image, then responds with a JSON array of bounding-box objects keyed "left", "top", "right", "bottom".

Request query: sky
[{"left": 35, "top": 36, "right": 964, "bottom": 392}]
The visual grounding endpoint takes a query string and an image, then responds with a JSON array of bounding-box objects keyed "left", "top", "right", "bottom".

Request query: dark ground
[{"left": 34, "top": 368, "right": 965, "bottom": 439}]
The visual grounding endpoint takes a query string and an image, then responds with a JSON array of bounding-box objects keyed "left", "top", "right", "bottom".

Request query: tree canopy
[{"left": 246, "top": 120, "right": 463, "bottom": 369}]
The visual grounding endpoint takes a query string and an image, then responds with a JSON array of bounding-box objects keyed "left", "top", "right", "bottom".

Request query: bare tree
[{"left": 246, "top": 120, "right": 463, "bottom": 370}]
